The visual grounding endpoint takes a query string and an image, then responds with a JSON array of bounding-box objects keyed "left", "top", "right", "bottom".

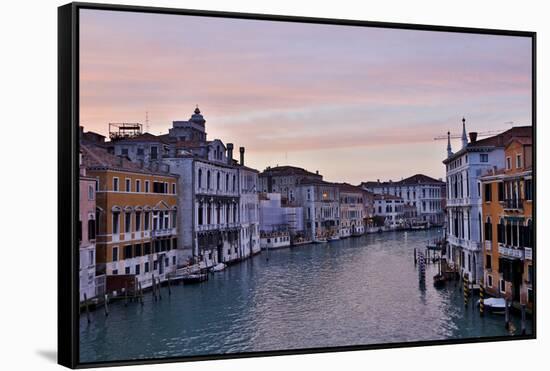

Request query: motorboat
[
  {"left": 477, "top": 297, "right": 507, "bottom": 314},
  {"left": 210, "top": 263, "right": 226, "bottom": 273}
]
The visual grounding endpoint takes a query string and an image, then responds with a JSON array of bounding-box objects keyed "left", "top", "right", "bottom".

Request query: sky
[{"left": 80, "top": 9, "right": 532, "bottom": 184}]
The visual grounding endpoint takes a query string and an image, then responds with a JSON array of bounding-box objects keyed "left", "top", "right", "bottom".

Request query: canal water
[{"left": 80, "top": 229, "right": 532, "bottom": 363}]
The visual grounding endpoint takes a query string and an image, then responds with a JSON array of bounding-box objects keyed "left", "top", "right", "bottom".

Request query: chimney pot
[
  {"left": 239, "top": 146, "right": 245, "bottom": 166},
  {"left": 227, "top": 143, "right": 234, "bottom": 165},
  {"left": 469, "top": 132, "right": 478, "bottom": 143}
]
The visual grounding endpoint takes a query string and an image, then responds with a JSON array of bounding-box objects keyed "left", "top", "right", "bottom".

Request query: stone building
[
  {"left": 109, "top": 106, "right": 260, "bottom": 267},
  {"left": 82, "top": 143, "right": 179, "bottom": 290},
  {"left": 372, "top": 194, "right": 405, "bottom": 229},
  {"left": 79, "top": 151, "right": 101, "bottom": 302},
  {"left": 480, "top": 135, "right": 533, "bottom": 310},
  {"left": 336, "top": 183, "right": 365, "bottom": 237},
  {"left": 443, "top": 119, "right": 532, "bottom": 283},
  {"left": 361, "top": 174, "right": 445, "bottom": 226},
  {"left": 259, "top": 165, "right": 323, "bottom": 205}
]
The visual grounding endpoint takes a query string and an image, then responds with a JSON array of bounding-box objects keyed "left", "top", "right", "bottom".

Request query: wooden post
[
  {"left": 139, "top": 282, "right": 144, "bottom": 305},
  {"left": 157, "top": 277, "right": 162, "bottom": 300},
  {"left": 84, "top": 293, "right": 91, "bottom": 324},
  {"left": 463, "top": 274, "right": 469, "bottom": 307},
  {"left": 152, "top": 274, "right": 157, "bottom": 301},
  {"left": 104, "top": 294, "right": 109, "bottom": 317},
  {"left": 167, "top": 276, "right": 171, "bottom": 296},
  {"left": 414, "top": 248, "right": 417, "bottom": 266},
  {"left": 479, "top": 280, "right": 484, "bottom": 316},
  {"left": 504, "top": 300, "right": 510, "bottom": 330},
  {"left": 521, "top": 304, "right": 526, "bottom": 335},
  {"left": 124, "top": 283, "right": 128, "bottom": 307}
]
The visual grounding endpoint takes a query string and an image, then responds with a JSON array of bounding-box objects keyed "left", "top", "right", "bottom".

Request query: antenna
[{"left": 145, "top": 111, "right": 150, "bottom": 133}]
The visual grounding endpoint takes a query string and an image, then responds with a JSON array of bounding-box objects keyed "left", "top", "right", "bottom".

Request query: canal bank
[{"left": 80, "top": 229, "right": 532, "bottom": 363}]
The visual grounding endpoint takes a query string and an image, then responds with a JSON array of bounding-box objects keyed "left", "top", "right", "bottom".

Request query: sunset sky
[{"left": 80, "top": 9, "right": 532, "bottom": 184}]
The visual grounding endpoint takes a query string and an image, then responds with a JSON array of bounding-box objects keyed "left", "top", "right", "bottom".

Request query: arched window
[
  {"left": 226, "top": 173, "right": 229, "bottom": 191},
  {"left": 497, "top": 218, "right": 505, "bottom": 244},
  {"left": 198, "top": 202, "right": 203, "bottom": 225},
  {"left": 207, "top": 170, "right": 211, "bottom": 189},
  {"left": 217, "top": 172, "right": 221, "bottom": 190},
  {"left": 232, "top": 175, "right": 236, "bottom": 192},
  {"left": 484, "top": 216, "right": 492, "bottom": 241},
  {"left": 88, "top": 218, "right": 96, "bottom": 240},
  {"left": 198, "top": 169, "right": 202, "bottom": 188}
]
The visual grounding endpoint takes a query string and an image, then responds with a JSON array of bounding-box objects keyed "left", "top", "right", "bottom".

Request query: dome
[{"left": 190, "top": 105, "right": 205, "bottom": 125}]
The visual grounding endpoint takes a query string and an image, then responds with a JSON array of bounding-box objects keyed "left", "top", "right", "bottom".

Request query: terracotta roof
[
  {"left": 81, "top": 143, "right": 177, "bottom": 177},
  {"left": 114, "top": 132, "right": 171, "bottom": 144},
  {"left": 260, "top": 165, "right": 322, "bottom": 178},
  {"left": 506, "top": 136, "right": 532, "bottom": 147},
  {"left": 335, "top": 182, "right": 364, "bottom": 193}
]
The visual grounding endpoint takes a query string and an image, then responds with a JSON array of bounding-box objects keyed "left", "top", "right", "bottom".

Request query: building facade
[
  {"left": 361, "top": 174, "right": 445, "bottom": 226},
  {"left": 337, "top": 183, "right": 365, "bottom": 237},
  {"left": 259, "top": 165, "right": 323, "bottom": 205},
  {"left": 480, "top": 136, "right": 533, "bottom": 310},
  {"left": 82, "top": 144, "right": 179, "bottom": 290},
  {"left": 373, "top": 194, "right": 405, "bottom": 229},
  {"left": 79, "top": 152, "right": 100, "bottom": 302},
  {"left": 443, "top": 120, "right": 532, "bottom": 283}
]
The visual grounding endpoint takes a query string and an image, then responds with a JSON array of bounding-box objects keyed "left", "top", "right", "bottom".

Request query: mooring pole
[
  {"left": 479, "top": 280, "right": 484, "bottom": 316},
  {"left": 84, "top": 293, "right": 91, "bottom": 323},
  {"left": 521, "top": 304, "right": 526, "bottom": 335},
  {"left": 505, "top": 300, "right": 510, "bottom": 330},
  {"left": 104, "top": 294, "right": 109, "bottom": 317}
]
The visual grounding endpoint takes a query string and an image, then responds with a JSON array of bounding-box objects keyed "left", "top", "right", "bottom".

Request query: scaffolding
[{"left": 109, "top": 123, "right": 143, "bottom": 141}]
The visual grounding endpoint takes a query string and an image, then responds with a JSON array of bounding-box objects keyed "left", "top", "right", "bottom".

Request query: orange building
[
  {"left": 480, "top": 136, "right": 533, "bottom": 311},
  {"left": 82, "top": 143, "right": 179, "bottom": 290}
]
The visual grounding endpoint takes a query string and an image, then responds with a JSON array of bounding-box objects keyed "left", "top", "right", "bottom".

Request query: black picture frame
[{"left": 58, "top": 2, "right": 537, "bottom": 368}]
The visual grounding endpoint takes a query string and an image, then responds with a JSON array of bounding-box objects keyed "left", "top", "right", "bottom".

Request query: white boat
[
  {"left": 477, "top": 297, "right": 506, "bottom": 313},
  {"left": 328, "top": 235, "right": 340, "bottom": 242},
  {"left": 210, "top": 263, "right": 226, "bottom": 273},
  {"left": 313, "top": 237, "right": 328, "bottom": 244}
]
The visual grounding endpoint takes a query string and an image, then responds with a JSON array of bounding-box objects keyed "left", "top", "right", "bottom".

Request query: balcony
[
  {"left": 447, "top": 235, "right": 480, "bottom": 251},
  {"left": 498, "top": 244, "right": 525, "bottom": 260},
  {"left": 525, "top": 247, "right": 533, "bottom": 260},
  {"left": 151, "top": 228, "right": 176, "bottom": 238},
  {"left": 503, "top": 198, "right": 523, "bottom": 211},
  {"left": 484, "top": 240, "right": 492, "bottom": 251},
  {"left": 446, "top": 197, "right": 473, "bottom": 207}
]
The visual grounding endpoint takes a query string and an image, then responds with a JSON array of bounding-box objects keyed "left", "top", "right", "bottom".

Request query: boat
[
  {"left": 477, "top": 297, "right": 507, "bottom": 314},
  {"left": 181, "top": 273, "right": 208, "bottom": 283},
  {"left": 328, "top": 235, "right": 340, "bottom": 242},
  {"left": 433, "top": 273, "right": 446, "bottom": 288},
  {"left": 292, "top": 238, "right": 312, "bottom": 247},
  {"left": 210, "top": 263, "right": 226, "bottom": 273},
  {"left": 313, "top": 236, "right": 327, "bottom": 243}
]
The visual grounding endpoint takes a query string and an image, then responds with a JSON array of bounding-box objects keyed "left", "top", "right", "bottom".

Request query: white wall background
[{"left": 0, "top": 0, "right": 547, "bottom": 370}]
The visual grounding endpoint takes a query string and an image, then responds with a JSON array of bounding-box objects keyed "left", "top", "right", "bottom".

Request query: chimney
[
  {"left": 316, "top": 170, "right": 319, "bottom": 175},
  {"left": 469, "top": 132, "right": 478, "bottom": 143},
  {"left": 239, "top": 146, "right": 245, "bottom": 166},
  {"left": 227, "top": 143, "right": 234, "bottom": 165}
]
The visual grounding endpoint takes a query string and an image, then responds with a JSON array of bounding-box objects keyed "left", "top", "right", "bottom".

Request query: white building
[
  {"left": 362, "top": 174, "right": 445, "bottom": 226},
  {"left": 112, "top": 106, "right": 261, "bottom": 268},
  {"left": 259, "top": 193, "right": 304, "bottom": 235},
  {"left": 442, "top": 119, "right": 530, "bottom": 281},
  {"left": 373, "top": 194, "right": 405, "bottom": 229}
]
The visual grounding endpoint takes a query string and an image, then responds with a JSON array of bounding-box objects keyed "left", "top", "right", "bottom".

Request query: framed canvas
[{"left": 58, "top": 2, "right": 536, "bottom": 368}]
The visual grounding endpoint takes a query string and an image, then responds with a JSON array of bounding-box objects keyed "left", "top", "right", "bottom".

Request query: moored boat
[
  {"left": 477, "top": 297, "right": 507, "bottom": 314},
  {"left": 210, "top": 263, "right": 226, "bottom": 273}
]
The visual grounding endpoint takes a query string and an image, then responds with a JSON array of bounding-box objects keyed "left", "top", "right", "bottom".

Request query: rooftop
[{"left": 260, "top": 165, "right": 322, "bottom": 178}]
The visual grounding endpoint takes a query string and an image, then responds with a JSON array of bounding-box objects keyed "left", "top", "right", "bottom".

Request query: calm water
[{"left": 80, "top": 229, "right": 532, "bottom": 363}]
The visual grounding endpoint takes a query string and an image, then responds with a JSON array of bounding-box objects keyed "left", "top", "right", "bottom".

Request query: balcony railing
[
  {"left": 498, "top": 244, "right": 525, "bottom": 260},
  {"left": 151, "top": 228, "right": 176, "bottom": 238},
  {"left": 525, "top": 247, "right": 533, "bottom": 260},
  {"left": 503, "top": 199, "right": 523, "bottom": 210},
  {"left": 447, "top": 235, "right": 480, "bottom": 251},
  {"left": 484, "top": 240, "right": 492, "bottom": 251}
]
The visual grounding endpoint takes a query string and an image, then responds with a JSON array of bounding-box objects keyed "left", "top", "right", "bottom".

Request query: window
[
  {"left": 516, "top": 154, "right": 522, "bottom": 169},
  {"left": 135, "top": 211, "right": 141, "bottom": 231},
  {"left": 484, "top": 183, "right": 492, "bottom": 202},
  {"left": 112, "top": 212, "right": 120, "bottom": 234},
  {"left": 144, "top": 242, "right": 151, "bottom": 255},
  {"left": 144, "top": 211, "right": 150, "bottom": 230},
  {"left": 198, "top": 169, "right": 202, "bottom": 188},
  {"left": 124, "top": 245, "right": 133, "bottom": 259},
  {"left": 485, "top": 254, "right": 492, "bottom": 269},
  {"left": 145, "top": 180, "right": 150, "bottom": 193},
  {"left": 480, "top": 153, "right": 488, "bottom": 163},
  {"left": 497, "top": 219, "right": 505, "bottom": 244},
  {"left": 484, "top": 218, "right": 492, "bottom": 241},
  {"left": 173, "top": 256, "right": 176, "bottom": 265},
  {"left": 135, "top": 243, "right": 142, "bottom": 256},
  {"left": 136, "top": 180, "right": 141, "bottom": 193},
  {"left": 150, "top": 146, "right": 158, "bottom": 160},
  {"left": 144, "top": 262, "right": 149, "bottom": 273},
  {"left": 88, "top": 185, "right": 94, "bottom": 200},
  {"left": 525, "top": 179, "right": 533, "bottom": 201},
  {"left": 500, "top": 279, "right": 506, "bottom": 293},
  {"left": 137, "top": 148, "right": 144, "bottom": 156},
  {"left": 135, "top": 264, "right": 140, "bottom": 275},
  {"left": 207, "top": 171, "right": 211, "bottom": 189},
  {"left": 125, "top": 178, "right": 131, "bottom": 192},
  {"left": 121, "top": 148, "right": 128, "bottom": 156},
  {"left": 112, "top": 247, "right": 119, "bottom": 262},
  {"left": 125, "top": 212, "right": 131, "bottom": 233},
  {"left": 172, "top": 183, "right": 176, "bottom": 194},
  {"left": 112, "top": 269, "right": 118, "bottom": 275},
  {"left": 217, "top": 172, "right": 220, "bottom": 190},
  {"left": 487, "top": 275, "right": 493, "bottom": 288},
  {"left": 506, "top": 157, "right": 511, "bottom": 170},
  {"left": 125, "top": 266, "right": 131, "bottom": 274},
  {"left": 88, "top": 219, "right": 96, "bottom": 240},
  {"left": 233, "top": 175, "right": 236, "bottom": 192},
  {"left": 226, "top": 173, "right": 229, "bottom": 191},
  {"left": 113, "top": 177, "right": 119, "bottom": 191},
  {"left": 528, "top": 289, "right": 533, "bottom": 304}
]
